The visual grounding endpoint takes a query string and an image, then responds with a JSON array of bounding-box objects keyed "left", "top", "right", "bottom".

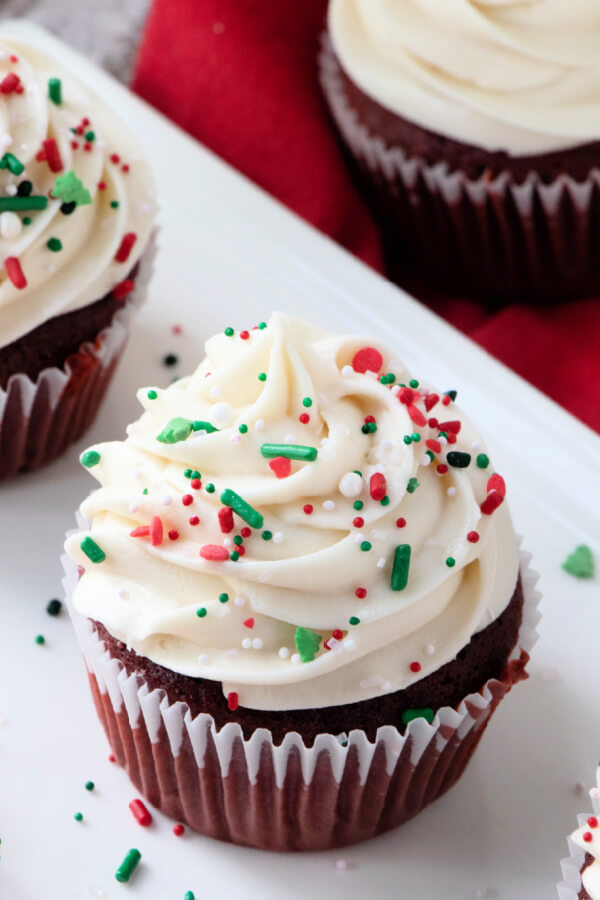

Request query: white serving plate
[{"left": 1, "top": 20, "right": 599, "bottom": 900}]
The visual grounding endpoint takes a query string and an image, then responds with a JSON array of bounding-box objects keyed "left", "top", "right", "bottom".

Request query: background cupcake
[
  {"left": 0, "top": 33, "right": 156, "bottom": 479},
  {"left": 64, "top": 312, "right": 538, "bottom": 851},
  {"left": 559, "top": 767, "right": 600, "bottom": 899},
  {"left": 321, "top": 0, "right": 600, "bottom": 305}
]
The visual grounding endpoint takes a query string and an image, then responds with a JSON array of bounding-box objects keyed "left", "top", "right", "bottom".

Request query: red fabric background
[{"left": 132, "top": 0, "right": 600, "bottom": 433}]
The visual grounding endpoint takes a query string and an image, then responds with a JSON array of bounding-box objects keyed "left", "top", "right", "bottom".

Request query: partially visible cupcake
[
  {"left": 321, "top": 1, "right": 600, "bottom": 305},
  {"left": 64, "top": 313, "right": 538, "bottom": 851},
  {"left": 559, "top": 769, "right": 600, "bottom": 899},
  {"left": 0, "top": 33, "right": 156, "bottom": 479}
]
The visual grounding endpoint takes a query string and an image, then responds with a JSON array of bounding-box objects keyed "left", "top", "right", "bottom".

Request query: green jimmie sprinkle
[
  {"left": 260, "top": 443, "right": 317, "bottom": 461},
  {"left": 220, "top": 488, "right": 264, "bottom": 529}
]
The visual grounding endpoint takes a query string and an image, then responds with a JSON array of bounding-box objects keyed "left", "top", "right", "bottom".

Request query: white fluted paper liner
[
  {"left": 0, "top": 230, "right": 157, "bottom": 478},
  {"left": 558, "top": 794, "right": 600, "bottom": 899}
]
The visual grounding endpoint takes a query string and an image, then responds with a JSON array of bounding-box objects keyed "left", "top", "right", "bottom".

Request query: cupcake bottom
[
  {"left": 67, "top": 548, "right": 539, "bottom": 852},
  {"left": 320, "top": 37, "right": 600, "bottom": 306}
]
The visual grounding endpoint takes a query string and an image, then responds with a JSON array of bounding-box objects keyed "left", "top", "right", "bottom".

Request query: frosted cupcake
[
  {"left": 560, "top": 768, "right": 600, "bottom": 899},
  {"left": 321, "top": 1, "right": 600, "bottom": 304},
  {"left": 0, "top": 33, "right": 156, "bottom": 478},
  {"left": 64, "top": 313, "right": 538, "bottom": 850}
]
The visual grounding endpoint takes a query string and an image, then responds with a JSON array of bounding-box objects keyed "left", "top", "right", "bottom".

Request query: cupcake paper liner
[
  {"left": 62, "top": 530, "right": 540, "bottom": 851},
  {"left": 0, "top": 233, "right": 156, "bottom": 480},
  {"left": 319, "top": 36, "right": 600, "bottom": 305},
  {"left": 558, "top": 793, "right": 600, "bottom": 900}
]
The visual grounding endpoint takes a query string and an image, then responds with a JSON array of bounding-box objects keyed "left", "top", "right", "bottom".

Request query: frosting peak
[{"left": 66, "top": 313, "right": 519, "bottom": 710}]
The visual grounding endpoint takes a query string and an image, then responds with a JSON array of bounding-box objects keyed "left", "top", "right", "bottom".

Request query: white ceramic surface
[{"left": 0, "top": 20, "right": 599, "bottom": 900}]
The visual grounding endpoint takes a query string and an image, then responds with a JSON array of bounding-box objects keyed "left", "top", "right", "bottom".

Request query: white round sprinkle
[
  {"left": 224, "top": 538, "right": 233, "bottom": 548},
  {"left": 590, "top": 787, "right": 599, "bottom": 799},
  {"left": 447, "top": 486, "right": 457, "bottom": 497},
  {"left": 209, "top": 385, "right": 221, "bottom": 398},
  {"left": 126, "top": 424, "right": 134, "bottom": 436},
  {"left": 133, "top": 468, "right": 143, "bottom": 479},
  {"left": 379, "top": 680, "right": 391, "bottom": 692},
  {"left": 230, "top": 433, "right": 242, "bottom": 443},
  {"left": 390, "top": 384, "right": 401, "bottom": 396},
  {"left": 338, "top": 471, "right": 363, "bottom": 497},
  {"left": 4, "top": 183, "right": 17, "bottom": 196},
  {"left": 254, "top": 419, "right": 265, "bottom": 431},
  {"left": 381, "top": 439, "right": 393, "bottom": 451},
  {"left": 162, "top": 495, "right": 173, "bottom": 506},
  {"left": 210, "top": 401, "right": 232, "bottom": 427},
  {"left": 439, "top": 435, "right": 448, "bottom": 445},
  {"left": 424, "top": 643, "right": 435, "bottom": 655},
  {"left": 258, "top": 570, "right": 271, "bottom": 583},
  {"left": 117, "top": 588, "right": 128, "bottom": 600},
  {"left": 242, "top": 637, "right": 252, "bottom": 649},
  {"left": 341, "top": 365, "right": 353, "bottom": 376},
  {"left": 0, "top": 211, "right": 22, "bottom": 239},
  {"left": 335, "top": 859, "right": 348, "bottom": 871},
  {"left": 376, "top": 557, "right": 386, "bottom": 569},
  {"left": 343, "top": 638, "right": 356, "bottom": 652},
  {"left": 278, "top": 647, "right": 290, "bottom": 659},
  {"left": 198, "top": 654, "right": 208, "bottom": 664},
  {"left": 234, "top": 596, "right": 245, "bottom": 607},
  {"left": 354, "top": 533, "right": 364, "bottom": 544},
  {"left": 129, "top": 503, "right": 138, "bottom": 513},
  {"left": 252, "top": 638, "right": 263, "bottom": 650},
  {"left": 472, "top": 441, "right": 482, "bottom": 451},
  {"left": 291, "top": 653, "right": 301, "bottom": 664},
  {"left": 421, "top": 454, "right": 431, "bottom": 466},
  {"left": 284, "top": 433, "right": 296, "bottom": 443},
  {"left": 323, "top": 500, "right": 335, "bottom": 511},
  {"left": 370, "top": 529, "right": 385, "bottom": 540},
  {"left": 272, "top": 532, "right": 284, "bottom": 544}
]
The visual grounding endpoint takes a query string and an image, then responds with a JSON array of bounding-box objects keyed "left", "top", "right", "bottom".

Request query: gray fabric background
[{"left": 0, "top": 0, "right": 150, "bottom": 82}]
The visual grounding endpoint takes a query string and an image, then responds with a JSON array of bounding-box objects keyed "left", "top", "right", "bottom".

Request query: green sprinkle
[
  {"left": 35, "top": 634, "right": 45, "bottom": 645},
  {"left": 401, "top": 708, "right": 434, "bottom": 726},
  {"left": 409, "top": 379, "right": 419, "bottom": 389},
  {"left": 447, "top": 451, "right": 471, "bottom": 468},
  {"left": 219, "top": 593, "right": 229, "bottom": 603},
  {"left": 406, "top": 477, "right": 420, "bottom": 494},
  {"left": 258, "top": 372, "right": 267, "bottom": 381},
  {"left": 380, "top": 495, "right": 390, "bottom": 506},
  {"left": 142, "top": 488, "right": 148, "bottom": 495},
  {"left": 353, "top": 500, "right": 363, "bottom": 511},
  {"left": 115, "top": 849, "right": 141, "bottom": 884},
  {"left": 196, "top": 607, "right": 207, "bottom": 618},
  {"left": 260, "top": 443, "right": 317, "bottom": 462},
  {"left": 446, "top": 557, "right": 456, "bottom": 568},
  {"left": 562, "top": 545, "right": 595, "bottom": 579},
  {"left": 411, "top": 433, "right": 421, "bottom": 443},
  {"left": 46, "top": 599, "right": 62, "bottom": 616},
  {"left": 80, "top": 449, "right": 100, "bottom": 468},
  {"left": 84, "top": 130, "right": 95, "bottom": 142},
  {"left": 224, "top": 327, "right": 234, "bottom": 337},
  {"left": 23, "top": 216, "right": 32, "bottom": 225},
  {"left": 184, "top": 893, "right": 195, "bottom": 900},
  {"left": 205, "top": 483, "right": 215, "bottom": 493},
  {"left": 380, "top": 373, "right": 395, "bottom": 384},
  {"left": 302, "top": 397, "right": 313, "bottom": 408},
  {"left": 191, "top": 470, "right": 201, "bottom": 479},
  {"left": 360, "top": 541, "right": 372, "bottom": 552},
  {"left": 48, "top": 77, "right": 62, "bottom": 105},
  {"left": 437, "top": 432, "right": 448, "bottom": 440},
  {"left": 391, "top": 544, "right": 411, "bottom": 591},
  {"left": 85, "top": 781, "right": 94, "bottom": 791},
  {"left": 163, "top": 353, "right": 178, "bottom": 367},
  {"left": 353, "top": 470, "right": 363, "bottom": 477},
  {"left": 403, "top": 435, "right": 412, "bottom": 445},
  {"left": 80, "top": 536, "right": 106, "bottom": 564},
  {"left": 156, "top": 416, "right": 193, "bottom": 444},
  {"left": 51, "top": 170, "right": 92, "bottom": 207},
  {"left": 147, "top": 389, "right": 158, "bottom": 400},
  {"left": 220, "top": 488, "right": 264, "bottom": 528},
  {"left": 476, "top": 453, "right": 490, "bottom": 469},
  {"left": 0, "top": 195, "right": 48, "bottom": 212},
  {"left": 294, "top": 626, "right": 321, "bottom": 662},
  {"left": 446, "top": 390, "right": 458, "bottom": 401},
  {"left": 192, "top": 420, "right": 219, "bottom": 433},
  {"left": 230, "top": 550, "right": 240, "bottom": 561},
  {"left": 425, "top": 450, "right": 435, "bottom": 461},
  {"left": 184, "top": 468, "right": 193, "bottom": 478},
  {"left": 0, "top": 152, "right": 24, "bottom": 175},
  {"left": 261, "top": 530, "right": 273, "bottom": 541},
  {"left": 110, "top": 200, "right": 119, "bottom": 209},
  {"left": 74, "top": 812, "right": 83, "bottom": 822},
  {"left": 238, "top": 423, "right": 248, "bottom": 434},
  {"left": 46, "top": 237, "right": 62, "bottom": 252},
  {"left": 361, "top": 422, "right": 377, "bottom": 434},
  {"left": 233, "top": 535, "right": 243, "bottom": 545},
  {"left": 349, "top": 616, "right": 360, "bottom": 626},
  {"left": 258, "top": 321, "right": 267, "bottom": 329}
]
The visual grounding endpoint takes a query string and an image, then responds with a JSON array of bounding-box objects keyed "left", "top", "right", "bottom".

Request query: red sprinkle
[
  {"left": 442, "top": 395, "right": 452, "bottom": 406},
  {"left": 71, "top": 141, "right": 79, "bottom": 150},
  {"left": 303, "top": 504, "right": 313, "bottom": 515},
  {"left": 410, "top": 661, "right": 422, "bottom": 673},
  {"left": 446, "top": 433, "right": 457, "bottom": 444},
  {"left": 424, "top": 393, "right": 440, "bottom": 412},
  {"left": 173, "top": 824, "right": 185, "bottom": 837},
  {"left": 438, "top": 421, "right": 461, "bottom": 435},
  {"left": 218, "top": 506, "right": 234, "bottom": 533},
  {"left": 243, "top": 618, "right": 255, "bottom": 629},
  {"left": 589, "top": 817, "right": 599, "bottom": 828},
  {"left": 353, "top": 517, "right": 364, "bottom": 528},
  {"left": 42, "top": 138, "right": 63, "bottom": 173},
  {"left": 150, "top": 516, "right": 163, "bottom": 546},
  {"left": 352, "top": 347, "right": 383, "bottom": 374},
  {"left": 241, "top": 527, "right": 252, "bottom": 538},
  {"left": 0, "top": 72, "right": 21, "bottom": 94},
  {"left": 110, "top": 153, "right": 120, "bottom": 164},
  {"left": 115, "top": 232, "right": 137, "bottom": 263},
  {"left": 200, "top": 544, "right": 229, "bottom": 561},
  {"left": 108, "top": 753, "right": 116, "bottom": 763},
  {"left": 182, "top": 494, "right": 193, "bottom": 506},
  {"left": 299, "top": 413, "right": 310, "bottom": 424},
  {"left": 480, "top": 491, "right": 504, "bottom": 515},
  {"left": 364, "top": 415, "right": 376, "bottom": 424},
  {"left": 172, "top": 324, "right": 182, "bottom": 335},
  {"left": 97, "top": 181, "right": 106, "bottom": 191},
  {"left": 9, "top": 55, "right": 18, "bottom": 63},
  {"left": 168, "top": 529, "right": 179, "bottom": 541},
  {"left": 239, "top": 330, "right": 250, "bottom": 340},
  {"left": 122, "top": 164, "right": 130, "bottom": 173},
  {"left": 129, "top": 799, "right": 153, "bottom": 827},
  {"left": 189, "top": 516, "right": 199, "bottom": 526},
  {"left": 369, "top": 472, "right": 387, "bottom": 501},
  {"left": 130, "top": 526, "right": 150, "bottom": 538},
  {"left": 83, "top": 143, "right": 92, "bottom": 152},
  {"left": 190, "top": 478, "right": 202, "bottom": 490},
  {"left": 227, "top": 691, "right": 239, "bottom": 711},
  {"left": 81, "top": 117, "right": 90, "bottom": 127},
  {"left": 467, "top": 531, "right": 480, "bottom": 543},
  {"left": 112, "top": 279, "right": 135, "bottom": 301},
  {"left": 428, "top": 417, "right": 439, "bottom": 429},
  {"left": 355, "top": 587, "right": 367, "bottom": 599},
  {"left": 398, "top": 387, "right": 414, "bottom": 405},
  {"left": 5, "top": 257, "right": 26, "bottom": 290},
  {"left": 408, "top": 405, "right": 426, "bottom": 427},
  {"left": 426, "top": 439, "right": 442, "bottom": 454},
  {"left": 332, "top": 629, "right": 343, "bottom": 640},
  {"left": 583, "top": 832, "right": 593, "bottom": 843},
  {"left": 486, "top": 474, "right": 506, "bottom": 497},
  {"left": 236, "top": 545, "right": 246, "bottom": 556},
  {"left": 436, "top": 464, "right": 448, "bottom": 475},
  {"left": 269, "top": 456, "right": 291, "bottom": 479},
  {"left": 396, "top": 518, "right": 406, "bottom": 528}
]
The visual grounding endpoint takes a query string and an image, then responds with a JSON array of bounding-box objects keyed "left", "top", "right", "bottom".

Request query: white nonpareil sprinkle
[
  {"left": 376, "top": 557, "right": 386, "bottom": 569},
  {"left": 133, "top": 467, "right": 143, "bottom": 479},
  {"left": 370, "top": 529, "right": 385, "bottom": 540},
  {"left": 258, "top": 570, "right": 271, "bottom": 583},
  {"left": 230, "top": 433, "right": 242, "bottom": 444},
  {"left": 223, "top": 538, "right": 233, "bottom": 548},
  {"left": 339, "top": 471, "right": 363, "bottom": 497},
  {"left": 117, "top": 588, "right": 128, "bottom": 600},
  {"left": 252, "top": 638, "right": 263, "bottom": 650},
  {"left": 4, "top": 183, "right": 17, "bottom": 196},
  {"left": 590, "top": 787, "right": 599, "bottom": 799},
  {"left": 278, "top": 647, "right": 290, "bottom": 659},
  {"left": 343, "top": 638, "right": 356, "bottom": 652},
  {"left": 254, "top": 419, "right": 265, "bottom": 431},
  {"left": 421, "top": 454, "right": 431, "bottom": 466},
  {"left": 234, "top": 596, "right": 245, "bottom": 607},
  {"left": 272, "top": 532, "right": 284, "bottom": 544},
  {"left": 424, "top": 643, "right": 435, "bottom": 655},
  {"left": 129, "top": 503, "right": 138, "bottom": 513},
  {"left": 242, "top": 637, "right": 252, "bottom": 649},
  {"left": 390, "top": 384, "right": 401, "bottom": 397},
  {"left": 323, "top": 500, "right": 335, "bottom": 511},
  {"left": 341, "top": 365, "right": 353, "bottom": 376},
  {"left": 198, "top": 654, "right": 208, "bottom": 664},
  {"left": 353, "top": 533, "right": 365, "bottom": 544},
  {"left": 210, "top": 401, "right": 232, "bottom": 427},
  {"left": 379, "top": 680, "right": 391, "bottom": 691},
  {"left": 284, "top": 433, "right": 296, "bottom": 443},
  {"left": 447, "top": 486, "right": 457, "bottom": 497},
  {"left": 291, "top": 653, "right": 301, "bottom": 664},
  {"left": 209, "top": 385, "right": 221, "bottom": 398},
  {"left": 472, "top": 440, "right": 482, "bottom": 450},
  {"left": 360, "top": 676, "right": 384, "bottom": 689},
  {"left": 0, "top": 211, "right": 22, "bottom": 239},
  {"left": 381, "top": 439, "right": 393, "bottom": 451},
  {"left": 161, "top": 495, "right": 172, "bottom": 506}
]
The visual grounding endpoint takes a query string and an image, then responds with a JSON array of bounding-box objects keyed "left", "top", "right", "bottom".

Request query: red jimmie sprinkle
[
  {"left": 168, "top": 529, "right": 179, "bottom": 541},
  {"left": 480, "top": 491, "right": 504, "bottom": 515},
  {"left": 467, "top": 531, "right": 480, "bottom": 543},
  {"left": 269, "top": 456, "right": 291, "bottom": 479},
  {"left": 227, "top": 691, "right": 239, "bottom": 711},
  {"left": 173, "top": 824, "right": 185, "bottom": 837},
  {"left": 130, "top": 525, "right": 150, "bottom": 538},
  {"left": 115, "top": 232, "right": 137, "bottom": 263},
  {"left": 408, "top": 405, "right": 426, "bottom": 427},
  {"left": 150, "top": 516, "right": 163, "bottom": 546},
  {"left": 424, "top": 393, "right": 440, "bottom": 412},
  {"left": 112, "top": 279, "right": 135, "bottom": 301},
  {"left": 218, "top": 506, "right": 234, "bottom": 533},
  {"left": 589, "top": 817, "right": 599, "bottom": 828},
  {"left": 370, "top": 472, "right": 387, "bottom": 501},
  {"left": 5, "top": 257, "right": 26, "bottom": 289},
  {"left": 0, "top": 72, "right": 21, "bottom": 94},
  {"left": 200, "top": 544, "right": 229, "bottom": 561},
  {"left": 352, "top": 347, "right": 382, "bottom": 374},
  {"left": 43, "top": 138, "right": 63, "bottom": 173},
  {"left": 426, "top": 439, "right": 442, "bottom": 454},
  {"left": 486, "top": 474, "right": 506, "bottom": 497},
  {"left": 243, "top": 617, "right": 255, "bottom": 629},
  {"left": 438, "top": 420, "right": 461, "bottom": 434},
  {"left": 410, "top": 661, "right": 422, "bottom": 673},
  {"left": 129, "top": 799, "right": 152, "bottom": 827}
]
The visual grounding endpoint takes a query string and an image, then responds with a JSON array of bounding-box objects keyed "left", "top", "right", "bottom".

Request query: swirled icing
[
  {"left": 0, "top": 35, "right": 155, "bottom": 346},
  {"left": 329, "top": 0, "right": 600, "bottom": 155},
  {"left": 65, "top": 313, "right": 519, "bottom": 711},
  {"left": 570, "top": 768, "right": 600, "bottom": 900}
]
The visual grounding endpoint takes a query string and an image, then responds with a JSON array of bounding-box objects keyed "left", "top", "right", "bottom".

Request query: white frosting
[
  {"left": 0, "top": 35, "right": 155, "bottom": 347},
  {"left": 65, "top": 313, "right": 519, "bottom": 711},
  {"left": 571, "top": 768, "right": 600, "bottom": 900},
  {"left": 329, "top": 0, "right": 600, "bottom": 155}
]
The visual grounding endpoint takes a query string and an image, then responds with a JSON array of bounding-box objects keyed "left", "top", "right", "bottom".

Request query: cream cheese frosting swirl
[
  {"left": 0, "top": 35, "right": 155, "bottom": 347},
  {"left": 329, "top": 0, "right": 600, "bottom": 155},
  {"left": 570, "top": 768, "right": 600, "bottom": 900},
  {"left": 66, "top": 313, "right": 519, "bottom": 711}
]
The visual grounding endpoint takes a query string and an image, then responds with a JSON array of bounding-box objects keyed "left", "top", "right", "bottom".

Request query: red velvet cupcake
[
  {"left": 559, "top": 771, "right": 600, "bottom": 900},
  {"left": 0, "top": 32, "right": 156, "bottom": 479}
]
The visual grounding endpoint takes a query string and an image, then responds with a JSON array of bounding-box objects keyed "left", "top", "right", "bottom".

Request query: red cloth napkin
[{"left": 133, "top": 0, "right": 600, "bottom": 433}]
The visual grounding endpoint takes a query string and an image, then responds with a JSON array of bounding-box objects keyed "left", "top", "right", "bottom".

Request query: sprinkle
[
  {"left": 589, "top": 817, "right": 599, "bottom": 828},
  {"left": 410, "top": 661, "right": 421, "bottom": 673},
  {"left": 303, "top": 504, "right": 313, "bottom": 515},
  {"left": 115, "top": 232, "right": 137, "bottom": 263},
  {"left": 353, "top": 517, "right": 364, "bottom": 528},
  {"left": 467, "top": 531, "right": 480, "bottom": 543},
  {"left": 51, "top": 170, "right": 92, "bottom": 206},
  {"left": 353, "top": 500, "right": 363, "bottom": 511},
  {"left": 156, "top": 416, "right": 193, "bottom": 444},
  {"left": 0, "top": 72, "right": 20, "bottom": 94},
  {"left": 252, "top": 638, "right": 263, "bottom": 649},
  {"left": 115, "top": 849, "right": 141, "bottom": 883},
  {"left": 85, "top": 781, "right": 94, "bottom": 791},
  {"left": 200, "top": 545, "right": 229, "bottom": 561},
  {"left": 339, "top": 472, "right": 363, "bottom": 497},
  {"left": 369, "top": 472, "right": 386, "bottom": 501},
  {"left": 43, "top": 138, "right": 63, "bottom": 173},
  {"left": 227, "top": 692, "right": 239, "bottom": 711},
  {"left": 220, "top": 488, "right": 264, "bottom": 529},
  {"left": 163, "top": 353, "right": 178, "bottom": 367},
  {"left": 407, "top": 405, "right": 426, "bottom": 427},
  {"left": 424, "top": 643, "right": 435, "bottom": 655},
  {"left": 129, "top": 526, "right": 150, "bottom": 538},
  {"left": 476, "top": 453, "right": 490, "bottom": 469},
  {"left": 238, "top": 423, "right": 248, "bottom": 434},
  {"left": 480, "top": 492, "right": 504, "bottom": 515},
  {"left": 355, "top": 587, "right": 367, "bottom": 599},
  {"left": 191, "top": 420, "right": 219, "bottom": 434},
  {"left": 196, "top": 607, "right": 207, "bottom": 618},
  {"left": 46, "top": 598, "right": 62, "bottom": 616},
  {"left": 487, "top": 473, "right": 506, "bottom": 496},
  {"left": 322, "top": 500, "right": 335, "bottom": 511},
  {"left": 406, "top": 477, "right": 420, "bottom": 494},
  {"left": 224, "top": 327, "right": 234, "bottom": 336},
  {"left": 583, "top": 832, "right": 593, "bottom": 843},
  {"left": 239, "top": 330, "right": 250, "bottom": 340},
  {"left": 261, "top": 530, "right": 273, "bottom": 540},
  {"left": 147, "top": 389, "right": 158, "bottom": 400},
  {"left": 268, "top": 456, "right": 292, "bottom": 479},
  {"left": 446, "top": 557, "right": 456, "bottom": 567},
  {"left": 446, "top": 451, "right": 471, "bottom": 468},
  {"left": 129, "top": 799, "right": 152, "bottom": 827},
  {"left": 258, "top": 372, "right": 267, "bottom": 381},
  {"left": 391, "top": 544, "right": 411, "bottom": 590},
  {"left": 396, "top": 518, "right": 406, "bottom": 528},
  {"left": 299, "top": 412, "right": 310, "bottom": 424},
  {"left": 349, "top": 616, "right": 360, "bottom": 626},
  {"left": 260, "top": 443, "right": 317, "bottom": 462},
  {"left": 295, "top": 626, "right": 321, "bottom": 662},
  {"left": 80, "top": 536, "right": 106, "bottom": 564},
  {"left": 113, "top": 279, "right": 135, "bottom": 301},
  {"left": 80, "top": 449, "right": 100, "bottom": 468},
  {"left": 360, "top": 541, "right": 372, "bottom": 552},
  {"left": 0, "top": 152, "right": 24, "bottom": 175},
  {"left": 401, "top": 708, "right": 434, "bottom": 725},
  {"left": 5, "top": 256, "right": 26, "bottom": 289},
  {"left": 150, "top": 516, "right": 163, "bottom": 546},
  {"left": 46, "top": 236, "right": 63, "bottom": 253},
  {"left": 48, "top": 77, "right": 62, "bottom": 104},
  {"left": 218, "top": 506, "right": 234, "bottom": 533},
  {"left": 172, "top": 824, "right": 185, "bottom": 837},
  {"left": 562, "top": 545, "right": 595, "bottom": 579},
  {"left": 182, "top": 494, "right": 193, "bottom": 506},
  {"left": 184, "top": 893, "right": 195, "bottom": 900},
  {"left": 35, "top": 634, "right": 45, "bottom": 645},
  {"left": 219, "top": 593, "right": 229, "bottom": 603},
  {"left": 74, "top": 812, "right": 83, "bottom": 821},
  {"left": 352, "top": 347, "right": 383, "bottom": 374},
  {"left": 243, "top": 617, "right": 255, "bottom": 629}
]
